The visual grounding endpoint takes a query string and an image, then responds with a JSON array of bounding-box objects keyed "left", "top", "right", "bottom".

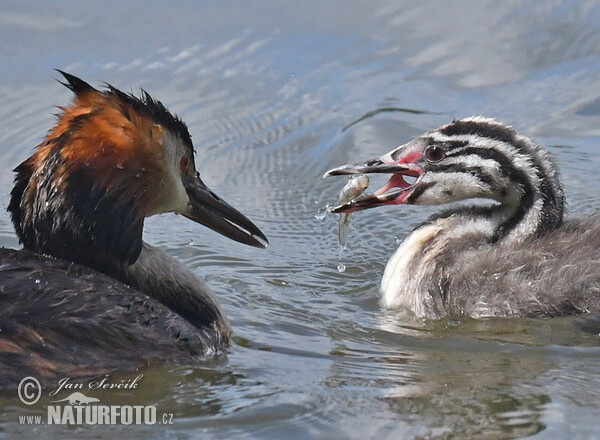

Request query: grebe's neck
[
  {"left": 9, "top": 147, "right": 229, "bottom": 335},
  {"left": 380, "top": 184, "right": 564, "bottom": 317},
  {"left": 380, "top": 209, "right": 504, "bottom": 315},
  {"left": 122, "top": 243, "right": 230, "bottom": 339},
  {"left": 9, "top": 135, "right": 169, "bottom": 275}
]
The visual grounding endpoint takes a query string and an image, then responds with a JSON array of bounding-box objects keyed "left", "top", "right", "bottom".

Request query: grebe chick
[
  {"left": 325, "top": 117, "right": 600, "bottom": 319},
  {"left": 1, "top": 72, "right": 267, "bottom": 388}
]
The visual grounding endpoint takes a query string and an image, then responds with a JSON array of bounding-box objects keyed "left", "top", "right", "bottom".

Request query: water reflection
[{"left": 324, "top": 314, "right": 600, "bottom": 437}]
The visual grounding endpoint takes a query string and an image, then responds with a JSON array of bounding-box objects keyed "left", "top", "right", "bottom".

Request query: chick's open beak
[{"left": 324, "top": 146, "right": 425, "bottom": 213}]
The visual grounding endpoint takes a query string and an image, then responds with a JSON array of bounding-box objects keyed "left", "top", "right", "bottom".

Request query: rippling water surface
[{"left": 1, "top": 1, "right": 600, "bottom": 438}]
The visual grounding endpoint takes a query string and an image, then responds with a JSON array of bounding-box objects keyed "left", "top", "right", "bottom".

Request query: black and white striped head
[{"left": 325, "top": 117, "right": 564, "bottom": 230}]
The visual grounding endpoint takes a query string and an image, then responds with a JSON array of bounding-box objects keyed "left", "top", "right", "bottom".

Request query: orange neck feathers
[{"left": 9, "top": 72, "right": 194, "bottom": 275}]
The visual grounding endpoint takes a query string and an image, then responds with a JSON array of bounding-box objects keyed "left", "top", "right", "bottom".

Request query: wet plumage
[{"left": 1, "top": 72, "right": 267, "bottom": 388}]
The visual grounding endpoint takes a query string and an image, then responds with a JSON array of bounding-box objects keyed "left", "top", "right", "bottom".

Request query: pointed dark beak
[{"left": 182, "top": 174, "right": 268, "bottom": 248}]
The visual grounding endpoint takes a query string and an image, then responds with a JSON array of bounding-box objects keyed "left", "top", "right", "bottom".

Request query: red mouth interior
[
  {"left": 373, "top": 169, "right": 420, "bottom": 197},
  {"left": 330, "top": 167, "right": 423, "bottom": 214}
]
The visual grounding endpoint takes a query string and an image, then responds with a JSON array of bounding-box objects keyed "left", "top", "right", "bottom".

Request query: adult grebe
[
  {"left": 1, "top": 72, "right": 267, "bottom": 388},
  {"left": 325, "top": 117, "right": 600, "bottom": 319}
]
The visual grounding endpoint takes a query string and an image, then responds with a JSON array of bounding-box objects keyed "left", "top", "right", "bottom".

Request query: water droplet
[
  {"left": 314, "top": 204, "right": 330, "bottom": 220},
  {"left": 337, "top": 263, "right": 346, "bottom": 273}
]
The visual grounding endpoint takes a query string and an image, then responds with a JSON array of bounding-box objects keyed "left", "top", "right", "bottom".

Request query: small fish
[{"left": 338, "top": 175, "right": 369, "bottom": 248}]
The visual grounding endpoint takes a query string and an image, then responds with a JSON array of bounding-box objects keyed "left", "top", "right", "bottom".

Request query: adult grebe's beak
[{"left": 183, "top": 173, "right": 268, "bottom": 248}]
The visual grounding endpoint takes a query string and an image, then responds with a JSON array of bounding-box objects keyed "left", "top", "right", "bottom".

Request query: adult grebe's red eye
[
  {"left": 180, "top": 155, "right": 189, "bottom": 172},
  {"left": 425, "top": 145, "right": 445, "bottom": 162}
]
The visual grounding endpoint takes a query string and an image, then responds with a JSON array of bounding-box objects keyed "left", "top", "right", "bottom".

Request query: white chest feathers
[{"left": 380, "top": 222, "right": 444, "bottom": 316}]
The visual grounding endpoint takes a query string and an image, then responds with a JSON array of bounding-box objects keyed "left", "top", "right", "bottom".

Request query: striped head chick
[
  {"left": 325, "top": 117, "right": 565, "bottom": 315},
  {"left": 325, "top": 116, "right": 564, "bottom": 243},
  {"left": 9, "top": 71, "right": 267, "bottom": 277}
]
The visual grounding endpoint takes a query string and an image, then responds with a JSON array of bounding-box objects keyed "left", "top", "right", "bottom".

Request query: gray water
[{"left": 1, "top": 1, "right": 600, "bottom": 438}]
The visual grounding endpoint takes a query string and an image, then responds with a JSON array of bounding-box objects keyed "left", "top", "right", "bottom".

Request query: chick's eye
[
  {"left": 180, "top": 155, "right": 189, "bottom": 172},
  {"left": 425, "top": 145, "right": 445, "bottom": 162}
]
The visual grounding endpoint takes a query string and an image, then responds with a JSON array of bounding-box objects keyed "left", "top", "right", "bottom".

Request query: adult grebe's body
[
  {"left": 0, "top": 72, "right": 267, "bottom": 388},
  {"left": 325, "top": 117, "right": 600, "bottom": 319}
]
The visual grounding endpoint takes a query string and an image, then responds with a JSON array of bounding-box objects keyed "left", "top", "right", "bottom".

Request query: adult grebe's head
[{"left": 8, "top": 71, "right": 267, "bottom": 274}]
